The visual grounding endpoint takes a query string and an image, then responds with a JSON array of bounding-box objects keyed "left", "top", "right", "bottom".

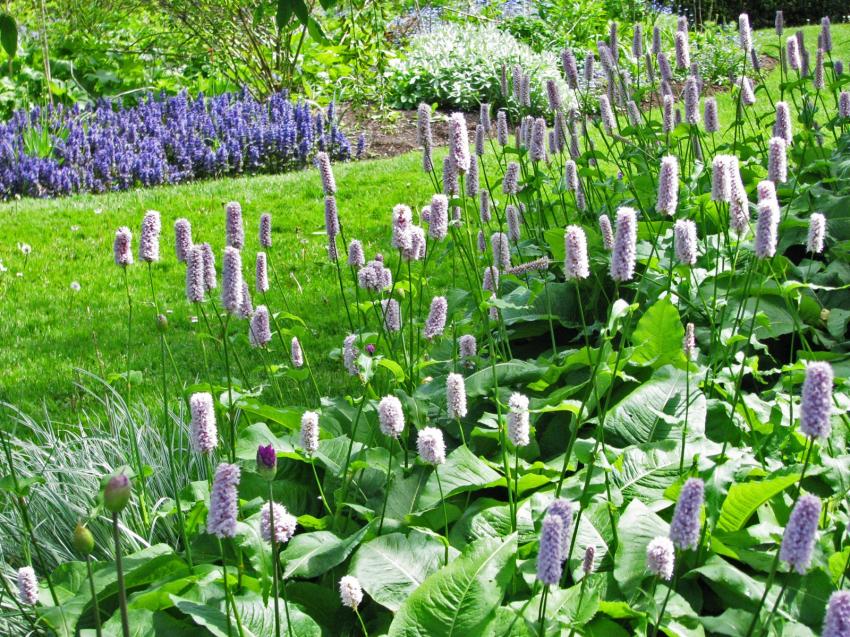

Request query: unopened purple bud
[
  {"left": 775, "top": 11, "right": 784, "bottom": 36},
  {"left": 675, "top": 31, "right": 690, "bottom": 69},
  {"left": 537, "top": 514, "right": 564, "bottom": 585},
  {"left": 139, "top": 210, "right": 161, "bottom": 262},
  {"left": 201, "top": 243, "right": 217, "bottom": 290},
  {"left": 754, "top": 201, "right": 779, "bottom": 259},
  {"left": 807, "top": 213, "right": 826, "bottom": 254},
  {"left": 823, "top": 591, "right": 850, "bottom": 637},
  {"left": 670, "top": 478, "right": 704, "bottom": 550},
  {"left": 779, "top": 494, "right": 821, "bottom": 574},
  {"left": 774, "top": 102, "right": 793, "bottom": 143},
  {"left": 325, "top": 196, "right": 340, "bottom": 238},
  {"left": 674, "top": 219, "right": 698, "bottom": 266},
  {"left": 316, "top": 151, "right": 336, "bottom": 195},
  {"left": 480, "top": 103, "right": 491, "bottom": 133},
  {"left": 190, "top": 392, "right": 218, "bottom": 454},
  {"left": 221, "top": 247, "right": 243, "bottom": 314},
  {"left": 186, "top": 245, "right": 205, "bottom": 303},
  {"left": 255, "top": 252, "right": 269, "bottom": 293},
  {"left": 174, "top": 218, "right": 192, "bottom": 262},
  {"left": 424, "top": 296, "right": 448, "bottom": 340},
  {"left": 300, "top": 410, "right": 320, "bottom": 455},
  {"left": 259, "top": 213, "right": 272, "bottom": 248},
  {"left": 610, "top": 207, "right": 637, "bottom": 282},
  {"left": 564, "top": 225, "right": 590, "bottom": 279},
  {"left": 647, "top": 536, "right": 675, "bottom": 580},
  {"left": 599, "top": 214, "right": 614, "bottom": 251},
  {"left": 800, "top": 361, "right": 833, "bottom": 438},
  {"left": 103, "top": 473, "right": 132, "bottom": 513},
  {"left": 378, "top": 394, "right": 405, "bottom": 437},
  {"left": 491, "top": 232, "right": 511, "bottom": 269},
  {"left": 657, "top": 156, "right": 679, "bottom": 215},
  {"left": 225, "top": 201, "right": 244, "bottom": 249},
  {"left": 249, "top": 305, "right": 271, "bottom": 347},
  {"left": 114, "top": 226, "right": 133, "bottom": 267},
  {"left": 449, "top": 113, "right": 471, "bottom": 174}
]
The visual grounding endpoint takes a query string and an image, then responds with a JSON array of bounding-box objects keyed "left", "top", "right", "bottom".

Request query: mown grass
[{"left": 1, "top": 22, "right": 847, "bottom": 417}]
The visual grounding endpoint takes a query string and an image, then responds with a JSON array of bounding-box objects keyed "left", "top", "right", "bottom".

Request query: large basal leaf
[
  {"left": 0, "top": 13, "right": 16, "bottom": 59},
  {"left": 613, "top": 499, "right": 668, "bottom": 598},
  {"left": 417, "top": 445, "right": 502, "bottom": 511},
  {"left": 692, "top": 555, "right": 780, "bottom": 610},
  {"left": 630, "top": 298, "right": 687, "bottom": 369},
  {"left": 281, "top": 523, "right": 372, "bottom": 578},
  {"left": 603, "top": 365, "right": 706, "bottom": 446},
  {"left": 350, "top": 531, "right": 449, "bottom": 611},
  {"left": 715, "top": 468, "right": 801, "bottom": 534},
  {"left": 96, "top": 608, "right": 195, "bottom": 636},
  {"left": 611, "top": 440, "right": 682, "bottom": 505},
  {"left": 463, "top": 361, "right": 548, "bottom": 398},
  {"left": 388, "top": 534, "right": 517, "bottom": 637}
]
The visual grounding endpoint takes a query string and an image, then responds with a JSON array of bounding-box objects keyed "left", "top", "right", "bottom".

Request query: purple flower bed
[{"left": 0, "top": 89, "right": 361, "bottom": 199}]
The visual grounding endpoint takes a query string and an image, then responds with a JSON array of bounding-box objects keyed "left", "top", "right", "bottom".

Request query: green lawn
[
  {"left": 0, "top": 150, "right": 439, "bottom": 415},
  {"left": 2, "top": 21, "right": 847, "bottom": 417}
]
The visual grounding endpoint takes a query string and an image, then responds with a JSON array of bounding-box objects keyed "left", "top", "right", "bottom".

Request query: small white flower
[
  {"left": 94, "top": 208, "right": 103, "bottom": 215},
  {"left": 18, "top": 242, "right": 31, "bottom": 255},
  {"left": 70, "top": 281, "right": 81, "bottom": 291}
]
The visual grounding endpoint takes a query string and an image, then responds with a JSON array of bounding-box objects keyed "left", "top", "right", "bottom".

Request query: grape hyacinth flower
[
  {"left": 823, "top": 591, "right": 850, "bottom": 637},
  {"left": 564, "top": 225, "right": 590, "bottom": 280},
  {"left": 800, "top": 361, "right": 833, "bottom": 438},
  {"left": 259, "top": 213, "right": 272, "bottom": 248},
  {"left": 684, "top": 322, "right": 697, "bottom": 360},
  {"left": 754, "top": 201, "right": 779, "bottom": 259},
  {"left": 503, "top": 161, "right": 520, "bottom": 195},
  {"left": 261, "top": 502, "right": 297, "bottom": 544},
  {"left": 417, "top": 427, "right": 446, "bottom": 465},
  {"left": 768, "top": 137, "right": 787, "bottom": 183},
  {"left": 675, "top": 31, "right": 690, "bottom": 69},
  {"left": 340, "top": 576, "right": 363, "bottom": 609},
  {"left": 646, "top": 536, "right": 675, "bottom": 580},
  {"left": 174, "top": 218, "right": 192, "bottom": 262},
  {"left": 291, "top": 336, "right": 304, "bottom": 368},
  {"left": 669, "top": 478, "right": 704, "bottom": 550},
  {"left": 139, "top": 211, "right": 161, "bottom": 263},
  {"left": 449, "top": 113, "right": 471, "bottom": 173},
  {"left": 446, "top": 372, "right": 467, "bottom": 419},
  {"left": 201, "top": 243, "right": 217, "bottom": 290},
  {"left": 537, "top": 513, "right": 565, "bottom": 585},
  {"left": 224, "top": 201, "right": 244, "bottom": 250},
  {"left": 424, "top": 296, "right": 448, "bottom": 340},
  {"left": 507, "top": 392, "right": 530, "bottom": 447},
  {"left": 300, "top": 411, "right": 319, "bottom": 456},
  {"left": 114, "top": 227, "right": 133, "bottom": 267},
  {"left": 186, "top": 246, "right": 205, "bottom": 303},
  {"left": 429, "top": 194, "right": 448, "bottom": 241},
  {"left": 343, "top": 334, "right": 359, "bottom": 376},
  {"left": 249, "top": 305, "right": 271, "bottom": 347},
  {"left": 378, "top": 395, "right": 405, "bottom": 438},
  {"left": 774, "top": 102, "right": 793, "bottom": 144},
  {"left": 207, "top": 463, "right": 241, "bottom": 539},
  {"left": 189, "top": 392, "right": 218, "bottom": 454},
  {"left": 674, "top": 219, "right": 698, "bottom": 266},
  {"left": 779, "top": 494, "right": 821, "bottom": 574},
  {"left": 316, "top": 151, "right": 336, "bottom": 195},
  {"left": 491, "top": 232, "right": 511, "bottom": 269},
  {"left": 610, "top": 207, "right": 637, "bottom": 282},
  {"left": 787, "top": 36, "right": 801, "bottom": 71},
  {"left": 807, "top": 213, "right": 826, "bottom": 254},
  {"left": 656, "top": 156, "right": 679, "bottom": 216},
  {"left": 255, "top": 252, "right": 269, "bottom": 293},
  {"left": 221, "top": 247, "right": 243, "bottom": 314}
]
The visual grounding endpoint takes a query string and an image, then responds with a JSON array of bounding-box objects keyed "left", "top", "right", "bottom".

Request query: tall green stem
[{"left": 112, "top": 512, "right": 130, "bottom": 637}]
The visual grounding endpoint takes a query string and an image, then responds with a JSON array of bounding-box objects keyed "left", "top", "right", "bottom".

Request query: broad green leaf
[
  {"left": 97, "top": 608, "right": 194, "bottom": 636},
  {"left": 715, "top": 469, "right": 801, "bottom": 533},
  {"left": 613, "top": 499, "right": 668, "bottom": 597},
  {"left": 611, "top": 440, "right": 682, "bottom": 504},
  {"left": 350, "top": 532, "right": 450, "bottom": 611},
  {"left": 603, "top": 365, "right": 706, "bottom": 446},
  {"left": 418, "top": 446, "right": 501, "bottom": 511},
  {"left": 281, "top": 523, "right": 372, "bottom": 578},
  {"left": 630, "top": 298, "right": 687, "bottom": 368},
  {"left": 388, "top": 534, "right": 517, "bottom": 636},
  {"left": 0, "top": 13, "right": 16, "bottom": 59},
  {"left": 462, "top": 361, "right": 547, "bottom": 398}
]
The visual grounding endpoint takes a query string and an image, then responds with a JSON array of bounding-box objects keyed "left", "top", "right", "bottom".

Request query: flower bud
[
  {"left": 73, "top": 521, "right": 95, "bottom": 556},
  {"left": 103, "top": 473, "right": 132, "bottom": 514},
  {"left": 256, "top": 444, "right": 277, "bottom": 481}
]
